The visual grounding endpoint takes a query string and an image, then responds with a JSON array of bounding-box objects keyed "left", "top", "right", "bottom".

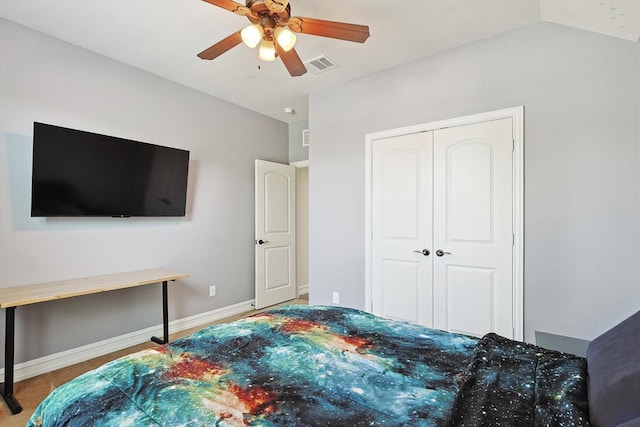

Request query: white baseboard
[
  {"left": 1, "top": 299, "right": 255, "bottom": 383},
  {"left": 298, "top": 283, "right": 309, "bottom": 296}
]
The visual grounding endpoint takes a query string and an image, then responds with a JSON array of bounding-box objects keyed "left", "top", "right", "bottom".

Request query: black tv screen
[{"left": 31, "top": 122, "right": 190, "bottom": 217}]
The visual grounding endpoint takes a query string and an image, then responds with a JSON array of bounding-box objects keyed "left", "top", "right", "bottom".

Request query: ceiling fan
[{"left": 197, "top": 0, "right": 370, "bottom": 76}]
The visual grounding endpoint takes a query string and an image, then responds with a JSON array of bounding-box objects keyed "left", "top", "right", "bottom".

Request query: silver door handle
[
  {"left": 413, "top": 249, "right": 430, "bottom": 256},
  {"left": 435, "top": 249, "right": 451, "bottom": 257},
  {"left": 256, "top": 239, "right": 269, "bottom": 245}
]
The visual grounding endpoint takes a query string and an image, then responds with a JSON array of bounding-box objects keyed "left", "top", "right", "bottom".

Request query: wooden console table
[{"left": 0, "top": 268, "right": 188, "bottom": 414}]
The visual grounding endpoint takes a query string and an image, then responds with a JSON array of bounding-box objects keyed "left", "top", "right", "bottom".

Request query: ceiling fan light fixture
[
  {"left": 241, "top": 24, "right": 264, "bottom": 48},
  {"left": 275, "top": 27, "right": 296, "bottom": 52},
  {"left": 264, "top": 0, "right": 290, "bottom": 13},
  {"left": 199, "top": 0, "right": 370, "bottom": 77},
  {"left": 258, "top": 38, "right": 276, "bottom": 61}
]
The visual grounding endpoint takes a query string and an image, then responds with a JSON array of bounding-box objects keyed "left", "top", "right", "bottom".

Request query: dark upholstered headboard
[{"left": 587, "top": 310, "right": 640, "bottom": 427}]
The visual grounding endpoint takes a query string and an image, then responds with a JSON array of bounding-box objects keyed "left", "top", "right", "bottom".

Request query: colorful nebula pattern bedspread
[{"left": 27, "top": 305, "right": 589, "bottom": 426}]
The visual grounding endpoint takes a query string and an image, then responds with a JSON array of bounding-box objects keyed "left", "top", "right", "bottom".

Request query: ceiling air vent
[{"left": 304, "top": 55, "right": 339, "bottom": 74}]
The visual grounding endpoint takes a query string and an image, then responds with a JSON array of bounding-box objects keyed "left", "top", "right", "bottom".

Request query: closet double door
[{"left": 371, "top": 118, "right": 514, "bottom": 338}]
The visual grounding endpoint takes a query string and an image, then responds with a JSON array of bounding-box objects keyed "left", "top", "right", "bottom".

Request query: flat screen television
[{"left": 31, "top": 122, "right": 190, "bottom": 217}]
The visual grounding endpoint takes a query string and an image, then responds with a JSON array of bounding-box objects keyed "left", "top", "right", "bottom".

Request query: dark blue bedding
[{"left": 27, "top": 305, "right": 589, "bottom": 426}]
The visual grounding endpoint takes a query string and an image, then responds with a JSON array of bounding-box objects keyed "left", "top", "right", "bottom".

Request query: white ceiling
[{"left": 1, "top": 0, "right": 639, "bottom": 124}]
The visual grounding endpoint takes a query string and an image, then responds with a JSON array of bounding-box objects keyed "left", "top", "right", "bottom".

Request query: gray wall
[
  {"left": 308, "top": 22, "right": 640, "bottom": 343},
  {"left": 0, "top": 19, "right": 288, "bottom": 365},
  {"left": 295, "top": 167, "right": 309, "bottom": 289},
  {"left": 288, "top": 119, "right": 309, "bottom": 162}
]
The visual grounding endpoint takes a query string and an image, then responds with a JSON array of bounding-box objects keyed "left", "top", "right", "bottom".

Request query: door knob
[
  {"left": 413, "top": 249, "right": 430, "bottom": 256},
  {"left": 256, "top": 239, "right": 269, "bottom": 245},
  {"left": 435, "top": 249, "right": 451, "bottom": 257}
]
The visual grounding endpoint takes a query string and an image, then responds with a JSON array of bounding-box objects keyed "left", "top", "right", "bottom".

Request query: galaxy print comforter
[{"left": 27, "top": 305, "right": 589, "bottom": 426}]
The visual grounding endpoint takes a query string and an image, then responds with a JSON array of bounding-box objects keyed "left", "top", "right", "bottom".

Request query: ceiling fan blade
[
  {"left": 277, "top": 45, "right": 307, "bottom": 77},
  {"left": 201, "top": 0, "right": 244, "bottom": 13},
  {"left": 197, "top": 31, "right": 243, "bottom": 60},
  {"left": 288, "top": 17, "right": 370, "bottom": 43}
]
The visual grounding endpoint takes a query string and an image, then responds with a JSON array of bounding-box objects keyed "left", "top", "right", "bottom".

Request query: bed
[{"left": 26, "top": 305, "right": 640, "bottom": 426}]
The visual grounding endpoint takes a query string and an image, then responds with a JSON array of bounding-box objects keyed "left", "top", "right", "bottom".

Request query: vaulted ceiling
[{"left": 1, "top": 0, "right": 639, "bottom": 123}]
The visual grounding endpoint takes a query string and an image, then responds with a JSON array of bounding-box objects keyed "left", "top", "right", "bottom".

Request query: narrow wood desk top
[{"left": 0, "top": 269, "right": 189, "bottom": 308}]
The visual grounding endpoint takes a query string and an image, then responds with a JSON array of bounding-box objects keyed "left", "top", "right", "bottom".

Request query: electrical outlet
[
  {"left": 209, "top": 285, "right": 216, "bottom": 297},
  {"left": 332, "top": 291, "right": 340, "bottom": 304}
]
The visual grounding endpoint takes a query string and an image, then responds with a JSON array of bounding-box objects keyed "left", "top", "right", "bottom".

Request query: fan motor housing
[{"left": 246, "top": 0, "right": 291, "bottom": 25}]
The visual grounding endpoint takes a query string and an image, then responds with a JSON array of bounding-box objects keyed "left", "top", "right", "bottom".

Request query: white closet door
[
  {"left": 371, "top": 132, "right": 434, "bottom": 326},
  {"left": 432, "top": 118, "right": 514, "bottom": 338}
]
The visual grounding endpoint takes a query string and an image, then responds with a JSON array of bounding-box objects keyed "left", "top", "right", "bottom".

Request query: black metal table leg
[
  {"left": 151, "top": 280, "right": 169, "bottom": 345},
  {"left": 0, "top": 307, "right": 22, "bottom": 414}
]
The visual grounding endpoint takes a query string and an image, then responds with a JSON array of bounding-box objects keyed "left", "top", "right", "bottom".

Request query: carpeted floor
[{"left": 0, "top": 296, "right": 308, "bottom": 426}]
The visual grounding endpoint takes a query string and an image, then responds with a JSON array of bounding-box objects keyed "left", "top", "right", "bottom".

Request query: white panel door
[
  {"left": 255, "top": 160, "right": 296, "bottom": 309},
  {"left": 371, "top": 132, "right": 434, "bottom": 326},
  {"left": 432, "top": 118, "right": 514, "bottom": 337},
  {"left": 369, "top": 117, "right": 516, "bottom": 339}
]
